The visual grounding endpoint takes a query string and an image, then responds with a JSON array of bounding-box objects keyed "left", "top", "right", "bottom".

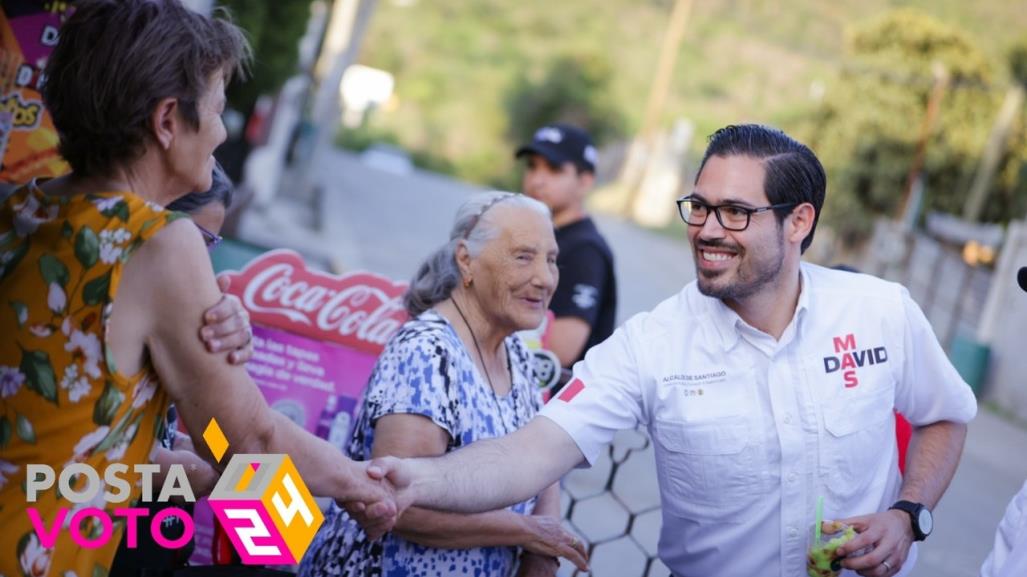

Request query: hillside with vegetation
[{"left": 340, "top": 0, "right": 1027, "bottom": 243}]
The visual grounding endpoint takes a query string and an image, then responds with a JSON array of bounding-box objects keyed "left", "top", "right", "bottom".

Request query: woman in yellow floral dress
[
  {"left": 1, "top": 183, "right": 184, "bottom": 577},
  {"left": 0, "top": 2, "right": 398, "bottom": 576}
]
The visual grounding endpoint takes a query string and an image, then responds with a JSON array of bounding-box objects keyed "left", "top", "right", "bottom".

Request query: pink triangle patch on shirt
[{"left": 558, "top": 378, "right": 586, "bottom": 402}]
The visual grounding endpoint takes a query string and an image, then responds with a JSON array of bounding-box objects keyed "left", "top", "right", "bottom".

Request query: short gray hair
[{"left": 404, "top": 191, "right": 551, "bottom": 316}]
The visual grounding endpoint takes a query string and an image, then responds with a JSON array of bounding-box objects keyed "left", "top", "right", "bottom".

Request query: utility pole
[
  {"left": 962, "top": 84, "right": 1025, "bottom": 222},
  {"left": 898, "top": 62, "right": 948, "bottom": 230},
  {"left": 618, "top": 0, "right": 693, "bottom": 217},
  {"left": 300, "top": 0, "right": 377, "bottom": 197}
]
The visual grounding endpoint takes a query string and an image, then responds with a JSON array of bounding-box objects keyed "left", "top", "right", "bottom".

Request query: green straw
[{"left": 815, "top": 495, "right": 824, "bottom": 544}]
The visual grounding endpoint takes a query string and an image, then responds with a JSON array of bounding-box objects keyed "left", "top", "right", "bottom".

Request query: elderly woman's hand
[
  {"left": 521, "top": 515, "right": 589, "bottom": 571},
  {"left": 200, "top": 275, "right": 253, "bottom": 364},
  {"left": 515, "top": 552, "right": 560, "bottom": 577},
  {"left": 340, "top": 498, "right": 396, "bottom": 541}
]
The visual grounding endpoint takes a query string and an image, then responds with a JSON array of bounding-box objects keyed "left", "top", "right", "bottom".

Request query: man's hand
[
  {"left": 365, "top": 455, "right": 416, "bottom": 513},
  {"left": 338, "top": 460, "right": 403, "bottom": 540},
  {"left": 515, "top": 552, "right": 560, "bottom": 577},
  {"left": 200, "top": 276, "right": 253, "bottom": 364},
  {"left": 835, "top": 509, "right": 914, "bottom": 576},
  {"left": 520, "top": 515, "right": 589, "bottom": 571}
]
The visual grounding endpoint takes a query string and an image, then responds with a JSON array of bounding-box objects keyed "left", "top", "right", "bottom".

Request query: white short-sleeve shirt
[
  {"left": 981, "top": 480, "right": 1027, "bottom": 577},
  {"left": 540, "top": 263, "right": 977, "bottom": 577}
]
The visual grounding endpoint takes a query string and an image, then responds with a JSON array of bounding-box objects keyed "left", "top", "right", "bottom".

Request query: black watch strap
[{"left": 889, "top": 500, "right": 930, "bottom": 541}]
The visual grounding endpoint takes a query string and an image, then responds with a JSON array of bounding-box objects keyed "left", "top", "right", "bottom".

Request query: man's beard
[{"left": 695, "top": 235, "right": 785, "bottom": 302}]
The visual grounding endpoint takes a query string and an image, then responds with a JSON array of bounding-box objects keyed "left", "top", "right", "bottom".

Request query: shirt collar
[
  {"left": 705, "top": 264, "right": 812, "bottom": 352},
  {"left": 789, "top": 264, "right": 812, "bottom": 343},
  {"left": 707, "top": 296, "right": 742, "bottom": 351}
]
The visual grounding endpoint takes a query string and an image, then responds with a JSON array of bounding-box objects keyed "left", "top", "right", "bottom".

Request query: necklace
[{"left": 450, "top": 298, "right": 512, "bottom": 436}]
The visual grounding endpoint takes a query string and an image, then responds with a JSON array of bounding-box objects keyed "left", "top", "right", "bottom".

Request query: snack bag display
[{"left": 1, "top": 4, "right": 74, "bottom": 181}]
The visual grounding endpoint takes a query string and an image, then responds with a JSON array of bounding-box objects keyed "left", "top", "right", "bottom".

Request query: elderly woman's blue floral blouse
[{"left": 298, "top": 309, "right": 543, "bottom": 577}]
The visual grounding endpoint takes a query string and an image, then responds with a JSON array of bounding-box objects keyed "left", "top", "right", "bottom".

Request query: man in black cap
[{"left": 516, "top": 123, "right": 617, "bottom": 372}]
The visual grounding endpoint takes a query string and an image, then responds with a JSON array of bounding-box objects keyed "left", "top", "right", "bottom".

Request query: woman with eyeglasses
[
  {"left": 0, "top": 2, "right": 396, "bottom": 575},
  {"left": 299, "top": 191, "right": 589, "bottom": 577},
  {"left": 167, "top": 162, "right": 233, "bottom": 252}
]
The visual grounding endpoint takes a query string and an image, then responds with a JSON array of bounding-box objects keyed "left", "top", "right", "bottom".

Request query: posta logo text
[{"left": 24, "top": 418, "right": 323, "bottom": 565}]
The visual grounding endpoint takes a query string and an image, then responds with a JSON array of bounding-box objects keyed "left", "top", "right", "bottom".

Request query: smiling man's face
[{"left": 687, "top": 154, "right": 786, "bottom": 303}]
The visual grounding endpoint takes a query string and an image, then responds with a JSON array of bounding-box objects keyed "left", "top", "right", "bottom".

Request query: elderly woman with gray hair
[{"left": 299, "top": 191, "right": 589, "bottom": 577}]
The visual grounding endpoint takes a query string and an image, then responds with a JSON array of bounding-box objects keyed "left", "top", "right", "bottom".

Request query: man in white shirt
[
  {"left": 981, "top": 480, "right": 1027, "bottom": 577},
  {"left": 373, "top": 124, "right": 977, "bottom": 577},
  {"left": 979, "top": 270, "right": 1027, "bottom": 577}
]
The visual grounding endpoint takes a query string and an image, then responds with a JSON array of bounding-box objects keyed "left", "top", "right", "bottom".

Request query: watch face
[{"left": 918, "top": 508, "right": 933, "bottom": 535}]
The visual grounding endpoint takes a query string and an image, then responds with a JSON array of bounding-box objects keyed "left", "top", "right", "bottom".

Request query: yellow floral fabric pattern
[{"left": 0, "top": 183, "right": 183, "bottom": 577}]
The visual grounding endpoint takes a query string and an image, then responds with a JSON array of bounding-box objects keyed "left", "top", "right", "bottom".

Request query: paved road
[
  {"left": 314, "top": 150, "right": 695, "bottom": 322},
  {"left": 256, "top": 149, "right": 1027, "bottom": 577}
]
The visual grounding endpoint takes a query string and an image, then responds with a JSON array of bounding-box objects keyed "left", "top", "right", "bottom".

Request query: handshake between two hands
[
  {"left": 337, "top": 456, "right": 412, "bottom": 540},
  {"left": 336, "top": 456, "right": 590, "bottom": 573}
]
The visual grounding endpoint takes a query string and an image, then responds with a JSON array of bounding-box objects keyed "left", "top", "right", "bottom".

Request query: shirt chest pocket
[
  {"left": 653, "top": 416, "right": 760, "bottom": 521},
  {"left": 820, "top": 385, "right": 895, "bottom": 498}
]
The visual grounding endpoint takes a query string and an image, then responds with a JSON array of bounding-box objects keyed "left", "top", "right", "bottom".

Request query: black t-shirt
[{"left": 551, "top": 217, "right": 617, "bottom": 366}]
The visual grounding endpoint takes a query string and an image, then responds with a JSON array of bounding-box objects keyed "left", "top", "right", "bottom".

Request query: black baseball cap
[{"left": 515, "top": 123, "right": 597, "bottom": 173}]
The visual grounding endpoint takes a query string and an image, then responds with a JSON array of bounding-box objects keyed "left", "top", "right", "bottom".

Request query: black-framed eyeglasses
[
  {"left": 676, "top": 195, "right": 797, "bottom": 232},
  {"left": 195, "top": 223, "right": 223, "bottom": 251}
]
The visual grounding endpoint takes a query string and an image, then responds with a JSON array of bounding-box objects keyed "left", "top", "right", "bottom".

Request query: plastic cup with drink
[{"left": 807, "top": 496, "right": 857, "bottom": 577}]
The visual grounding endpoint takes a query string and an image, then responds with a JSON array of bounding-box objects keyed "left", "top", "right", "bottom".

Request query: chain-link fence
[{"left": 555, "top": 428, "right": 668, "bottom": 577}]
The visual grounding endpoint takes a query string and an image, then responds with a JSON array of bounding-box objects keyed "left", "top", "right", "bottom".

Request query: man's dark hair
[
  {"left": 695, "top": 124, "right": 826, "bottom": 253},
  {"left": 167, "top": 162, "right": 234, "bottom": 213},
  {"left": 43, "top": 0, "right": 250, "bottom": 177}
]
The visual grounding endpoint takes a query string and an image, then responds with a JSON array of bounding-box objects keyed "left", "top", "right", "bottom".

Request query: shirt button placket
[{"left": 775, "top": 356, "right": 806, "bottom": 576}]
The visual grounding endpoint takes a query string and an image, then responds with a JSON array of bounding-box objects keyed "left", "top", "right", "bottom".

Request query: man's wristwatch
[{"left": 889, "top": 500, "right": 933, "bottom": 541}]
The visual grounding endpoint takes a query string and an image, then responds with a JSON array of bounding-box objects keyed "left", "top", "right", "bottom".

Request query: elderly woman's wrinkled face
[
  {"left": 468, "top": 204, "right": 559, "bottom": 333},
  {"left": 171, "top": 72, "right": 227, "bottom": 195}
]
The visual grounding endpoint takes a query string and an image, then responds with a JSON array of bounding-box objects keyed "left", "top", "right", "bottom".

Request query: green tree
[
  {"left": 505, "top": 53, "right": 627, "bottom": 150},
  {"left": 219, "top": 0, "right": 313, "bottom": 117},
  {"left": 996, "top": 39, "right": 1027, "bottom": 221},
  {"left": 805, "top": 9, "right": 1027, "bottom": 244},
  {"left": 1009, "top": 40, "right": 1027, "bottom": 88}
]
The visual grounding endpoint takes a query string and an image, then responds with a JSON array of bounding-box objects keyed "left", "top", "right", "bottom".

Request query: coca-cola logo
[{"left": 220, "top": 250, "right": 409, "bottom": 355}]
